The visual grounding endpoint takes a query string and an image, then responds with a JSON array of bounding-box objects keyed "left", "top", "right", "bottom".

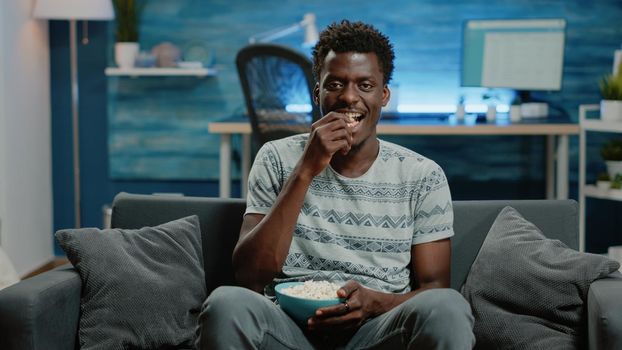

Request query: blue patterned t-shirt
[{"left": 245, "top": 134, "right": 454, "bottom": 293}]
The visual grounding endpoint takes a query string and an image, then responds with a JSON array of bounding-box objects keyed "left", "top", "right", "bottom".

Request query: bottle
[
  {"left": 510, "top": 94, "right": 522, "bottom": 123},
  {"left": 455, "top": 95, "right": 465, "bottom": 121},
  {"left": 486, "top": 104, "right": 496, "bottom": 122}
]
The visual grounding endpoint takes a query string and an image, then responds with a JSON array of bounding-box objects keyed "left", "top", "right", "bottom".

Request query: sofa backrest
[
  {"left": 111, "top": 193, "right": 578, "bottom": 293},
  {"left": 451, "top": 200, "right": 578, "bottom": 290},
  {"left": 111, "top": 192, "right": 246, "bottom": 295}
]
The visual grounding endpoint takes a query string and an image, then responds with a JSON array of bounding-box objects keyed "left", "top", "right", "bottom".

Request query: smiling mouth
[{"left": 344, "top": 112, "right": 364, "bottom": 128}]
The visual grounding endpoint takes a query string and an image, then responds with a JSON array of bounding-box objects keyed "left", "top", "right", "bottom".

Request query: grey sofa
[{"left": 0, "top": 192, "right": 620, "bottom": 349}]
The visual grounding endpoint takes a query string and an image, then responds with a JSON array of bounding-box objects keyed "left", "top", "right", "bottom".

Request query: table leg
[
  {"left": 556, "top": 135, "right": 569, "bottom": 200},
  {"left": 241, "top": 134, "right": 251, "bottom": 198},
  {"left": 546, "top": 135, "right": 555, "bottom": 199},
  {"left": 219, "top": 134, "right": 231, "bottom": 198}
]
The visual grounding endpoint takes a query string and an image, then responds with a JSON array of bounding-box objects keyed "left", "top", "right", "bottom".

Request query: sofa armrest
[
  {"left": 588, "top": 271, "right": 622, "bottom": 350},
  {"left": 0, "top": 265, "right": 81, "bottom": 350}
]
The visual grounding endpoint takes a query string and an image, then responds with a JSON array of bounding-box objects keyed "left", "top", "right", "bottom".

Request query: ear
[
  {"left": 313, "top": 82, "right": 320, "bottom": 105},
  {"left": 381, "top": 85, "right": 391, "bottom": 107}
]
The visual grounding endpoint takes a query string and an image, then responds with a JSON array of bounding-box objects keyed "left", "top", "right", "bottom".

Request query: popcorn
[{"left": 280, "top": 281, "right": 341, "bottom": 300}]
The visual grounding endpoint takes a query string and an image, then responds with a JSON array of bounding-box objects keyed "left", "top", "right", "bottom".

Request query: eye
[
  {"left": 359, "top": 82, "right": 374, "bottom": 91},
  {"left": 325, "top": 81, "right": 343, "bottom": 91}
]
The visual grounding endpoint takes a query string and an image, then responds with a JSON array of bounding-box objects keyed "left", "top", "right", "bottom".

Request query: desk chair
[{"left": 235, "top": 43, "right": 320, "bottom": 151}]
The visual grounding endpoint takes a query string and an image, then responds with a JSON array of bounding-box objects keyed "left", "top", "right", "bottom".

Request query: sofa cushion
[
  {"left": 55, "top": 215, "right": 205, "bottom": 350},
  {"left": 461, "top": 206, "right": 620, "bottom": 350}
]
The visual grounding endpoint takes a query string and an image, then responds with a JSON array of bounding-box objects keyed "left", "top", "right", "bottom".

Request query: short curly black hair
[{"left": 311, "top": 20, "right": 395, "bottom": 85}]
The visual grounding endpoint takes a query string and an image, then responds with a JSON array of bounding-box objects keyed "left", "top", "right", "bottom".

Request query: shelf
[
  {"left": 578, "top": 103, "right": 622, "bottom": 252},
  {"left": 584, "top": 185, "right": 622, "bottom": 201},
  {"left": 582, "top": 119, "right": 622, "bottom": 133},
  {"left": 104, "top": 67, "right": 217, "bottom": 77}
]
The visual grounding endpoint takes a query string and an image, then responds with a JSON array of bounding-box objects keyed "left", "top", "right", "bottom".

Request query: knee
[
  {"left": 201, "top": 286, "right": 261, "bottom": 317},
  {"left": 197, "top": 286, "right": 270, "bottom": 349},
  {"left": 402, "top": 289, "right": 475, "bottom": 349},
  {"left": 411, "top": 288, "right": 472, "bottom": 321},
  {"left": 401, "top": 288, "right": 473, "bottom": 332}
]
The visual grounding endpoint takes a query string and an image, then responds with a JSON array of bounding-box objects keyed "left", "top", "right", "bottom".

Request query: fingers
[
  {"left": 310, "top": 119, "right": 352, "bottom": 156},
  {"left": 338, "top": 280, "right": 360, "bottom": 299},
  {"left": 301, "top": 112, "right": 353, "bottom": 175},
  {"left": 343, "top": 300, "right": 350, "bottom": 313},
  {"left": 311, "top": 111, "right": 350, "bottom": 129},
  {"left": 313, "top": 280, "right": 360, "bottom": 316},
  {"left": 312, "top": 113, "right": 353, "bottom": 141},
  {"left": 313, "top": 132, "right": 350, "bottom": 156},
  {"left": 308, "top": 281, "right": 367, "bottom": 331},
  {"left": 308, "top": 301, "right": 361, "bottom": 330},
  {"left": 315, "top": 298, "right": 358, "bottom": 317}
]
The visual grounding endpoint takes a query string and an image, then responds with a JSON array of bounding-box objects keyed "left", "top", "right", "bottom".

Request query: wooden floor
[{"left": 22, "top": 258, "right": 70, "bottom": 279}]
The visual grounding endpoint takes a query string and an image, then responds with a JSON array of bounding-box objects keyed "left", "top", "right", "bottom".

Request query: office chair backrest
[{"left": 236, "top": 43, "right": 320, "bottom": 148}]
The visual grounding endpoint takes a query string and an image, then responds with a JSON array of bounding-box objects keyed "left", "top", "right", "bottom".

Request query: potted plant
[
  {"left": 610, "top": 174, "right": 622, "bottom": 196},
  {"left": 599, "top": 61, "right": 622, "bottom": 121},
  {"left": 601, "top": 139, "right": 622, "bottom": 179},
  {"left": 596, "top": 171, "right": 611, "bottom": 191},
  {"left": 112, "top": 0, "right": 141, "bottom": 69}
]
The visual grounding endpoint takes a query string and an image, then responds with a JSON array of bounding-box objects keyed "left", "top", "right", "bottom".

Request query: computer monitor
[{"left": 461, "top": 18, "right": 566, "bottom": 101}]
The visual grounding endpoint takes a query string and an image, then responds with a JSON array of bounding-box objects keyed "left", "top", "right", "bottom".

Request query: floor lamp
[{"left": 34, "top": 0, "right": 114, "bottom": 228}]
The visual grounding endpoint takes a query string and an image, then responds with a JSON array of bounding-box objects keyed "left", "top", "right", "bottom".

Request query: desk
[{"left": 208, "top": 118, "right": 579, "bottom": 199}]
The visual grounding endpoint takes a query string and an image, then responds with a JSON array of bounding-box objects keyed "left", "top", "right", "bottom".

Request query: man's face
[{"left": 313, "top": 51, "right": 390, "bottom": 148}]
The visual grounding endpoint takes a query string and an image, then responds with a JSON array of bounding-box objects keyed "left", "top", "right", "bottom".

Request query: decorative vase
[
  {"left": 605, "top": 160, "right": 622, "bottom": 179},
  {"left": 600, "top": 100, "right": 622, "bottom": 122},
  {"left": 114, "top": 42, "right": 139, "bottom": 69},
  {"left": 152, "top": 42, "right": 181, "bottom": 67},
  {"left": 596, "top": 180, "right": 611, "bottom": 192}
]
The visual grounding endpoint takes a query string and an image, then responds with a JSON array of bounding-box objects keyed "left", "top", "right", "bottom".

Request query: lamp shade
[{"left": 34, "top": 0, "right": 114, "bottom": 20}]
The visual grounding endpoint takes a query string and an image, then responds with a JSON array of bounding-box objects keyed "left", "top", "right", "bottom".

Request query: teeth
[{"left": 344, "top": 112, "right": 363, "bottom": 123}]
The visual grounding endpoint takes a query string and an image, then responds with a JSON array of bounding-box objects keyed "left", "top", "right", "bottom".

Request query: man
[{"left": 197, "top": 20, "right": 474, "bottom": 349}]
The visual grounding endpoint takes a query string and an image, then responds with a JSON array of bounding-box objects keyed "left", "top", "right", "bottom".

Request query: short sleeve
[
  {"left": 245, "top": 142, "right": 284, "bottom": 215},
  {"left": 412, "top": 163, "right": 454, "bottom": 245}
]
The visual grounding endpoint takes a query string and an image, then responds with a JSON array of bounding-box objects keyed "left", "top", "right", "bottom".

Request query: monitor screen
[{"left": 461, "top": 19, "right": 566, "bottom": 91}]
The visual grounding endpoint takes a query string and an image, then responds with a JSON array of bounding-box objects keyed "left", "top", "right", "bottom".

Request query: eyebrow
[{"left": 323, "top": 74, "right": 379, "bottom": 83}]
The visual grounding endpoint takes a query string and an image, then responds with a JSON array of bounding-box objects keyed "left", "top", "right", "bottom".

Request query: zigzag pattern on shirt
[
  {"left": 413, "top": 223, "right": 453, "bottom": 237},
  {"left": 379, "top": 145, "right": 425, "bottom": 163},
  {"left": 247, "top": 177, "right": 279, "bottom": 209},
  {"left": 301, "top": 204, "right": 415, "bottom": 228},
  {"left": 257, "top": 144, "right": 282, "bottom": 175},
  {"left": 420, "top": 168, "right": 447, "bottom": 192},
  {"left": 294, "top": 224, "right": 412, "bottom": 253},
  {"left": 415, "top": 202, "right": 453, "bottom": 219},
  {"left": 308, "top": 177, "right": 422, "bottom": 202},
  {"left": 281, "top": 134, "right": 308, "bottom": 150},
  {"left": 285, "top": 252, "right": 410, "bottom": 281}
]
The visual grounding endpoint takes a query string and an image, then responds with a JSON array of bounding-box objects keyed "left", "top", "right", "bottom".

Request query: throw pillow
[
  {"left": 461, "top": 206, "right": 620, "bottom": 350},
  {"left": 56, "top": 215, "right": 206, "bottom": 350}
]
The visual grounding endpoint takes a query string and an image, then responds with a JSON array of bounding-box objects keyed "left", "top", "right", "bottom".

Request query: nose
[{"left": 339, "top": 83, "right": 360, "bottom": 105}]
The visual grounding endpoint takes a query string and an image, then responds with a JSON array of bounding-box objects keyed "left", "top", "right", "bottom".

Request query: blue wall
[
  {"left": 108, "top": 0, "right": 622, "bottom": 182},
  {"left": 50, "top": 0, "right": 622, "bottom": 254}
]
